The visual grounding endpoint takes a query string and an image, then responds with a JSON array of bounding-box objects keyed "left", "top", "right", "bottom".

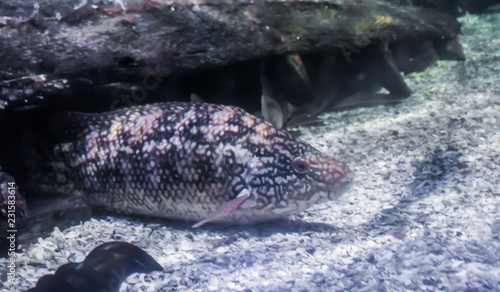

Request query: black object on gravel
[{"left": 27, "top": 241, "right": 163, "bottom": 292}]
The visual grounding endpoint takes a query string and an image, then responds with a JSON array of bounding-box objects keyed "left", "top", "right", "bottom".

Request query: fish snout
[
  {"left": 334, "top": 179, "right": 353, "bottom": 196},
  {"left": 322, "top": 162, "right": 354, "bottom": 197}
]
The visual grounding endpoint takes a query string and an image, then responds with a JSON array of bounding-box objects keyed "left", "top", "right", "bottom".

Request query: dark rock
[
  {"left": 27, "top": 241, "right": 163, "bottom": 292},
  {"left": 0, "top": 0, "right": 464, "bottom": 112}
]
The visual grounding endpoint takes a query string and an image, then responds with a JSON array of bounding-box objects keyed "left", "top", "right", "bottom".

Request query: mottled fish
[{"left": 39, "top": 102, "right": 353, "bottom": 227}]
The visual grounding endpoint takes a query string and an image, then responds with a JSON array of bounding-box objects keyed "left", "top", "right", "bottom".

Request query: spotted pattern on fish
[{"left": 40, "top": 102, "right": 354, "bottom": 227}]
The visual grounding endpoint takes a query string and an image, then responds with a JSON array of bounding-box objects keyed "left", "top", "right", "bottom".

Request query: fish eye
[{"left": 292, "top": 157, "right": 309, "bottom": 174}]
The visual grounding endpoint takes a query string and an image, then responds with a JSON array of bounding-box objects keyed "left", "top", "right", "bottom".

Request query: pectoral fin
[{"left": 192, "top": 189, "right": 251, "bottom": 228}]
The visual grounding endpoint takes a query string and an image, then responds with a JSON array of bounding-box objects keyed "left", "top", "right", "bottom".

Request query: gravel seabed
[{"left": 2, "top": 11, "right": 500, "bottom": 292}]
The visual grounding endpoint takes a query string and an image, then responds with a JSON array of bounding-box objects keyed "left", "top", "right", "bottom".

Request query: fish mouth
[
  {"left": 334, "top": 180, "right": 353, "bottom": 196},
  {"left": 329, "top": 170, "right": 354, "bottom": 199}
]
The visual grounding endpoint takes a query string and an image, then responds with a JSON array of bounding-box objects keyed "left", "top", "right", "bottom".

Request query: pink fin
[{"left": 192, "top": 189, "right": 251, "bottom": 228}]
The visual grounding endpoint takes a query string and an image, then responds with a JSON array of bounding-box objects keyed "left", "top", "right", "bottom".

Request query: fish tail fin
[{"left": 0, "top": 109, "right": 98, "bottom": 193}]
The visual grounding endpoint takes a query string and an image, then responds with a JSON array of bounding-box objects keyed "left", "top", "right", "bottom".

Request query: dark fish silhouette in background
[{"left": 28, "top": 241, "right": 163, "bottom": 292}]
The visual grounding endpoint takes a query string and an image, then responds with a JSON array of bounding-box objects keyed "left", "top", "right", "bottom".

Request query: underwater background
[{"left": 0, "top": 2, "right": 499, "bottom": 292}]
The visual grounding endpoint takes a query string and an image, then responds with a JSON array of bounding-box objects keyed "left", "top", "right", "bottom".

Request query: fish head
[
  {"left": 247, "top": 137, "right": 354, "bottom": 218},
  {"left": 292, "top": 147, "right": 354, "bottom": 203}
]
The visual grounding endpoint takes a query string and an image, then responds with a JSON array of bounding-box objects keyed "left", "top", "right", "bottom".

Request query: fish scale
[{"left": 39, "top": 102, "right": 354, "bottom": 227}]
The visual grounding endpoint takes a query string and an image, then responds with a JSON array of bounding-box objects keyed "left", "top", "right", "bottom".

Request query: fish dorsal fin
[{"left": 192, "top": 189, "right": 251, "bottom": 228}]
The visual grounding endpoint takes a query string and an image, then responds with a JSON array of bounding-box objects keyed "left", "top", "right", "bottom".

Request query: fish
[{"left": 38, "top": 102, "right": 354, "bottom": 227}]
